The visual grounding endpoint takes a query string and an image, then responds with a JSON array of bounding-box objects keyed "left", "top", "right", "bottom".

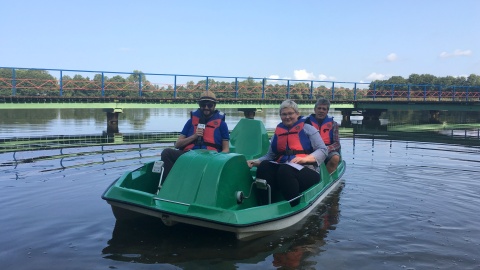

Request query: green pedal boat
[{"left": 102, "top": 118, "right": 346, "bottom": 240}]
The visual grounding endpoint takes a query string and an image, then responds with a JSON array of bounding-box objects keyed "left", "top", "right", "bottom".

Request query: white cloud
[
  {"left": 267, "top": 70, "right": 336, "bottom": 82},
  {"left": 357, "top": 81, "right": 370, "bottom": 89},
  {"left": 439, "top": 49, "right": 472, "bottom": 58},
  {"left": 318, "top": 74, "right": 335, "bottom": 81},
  {"left": 386, "top": 53, "right": 398, "bottom": 62},
  {"left": 366, "top": 72, "right": 387, "bottom": 81},
  {"left": 266, "top": 75, "right": 281, "bottom": 84},
  {"left": 293, "top": 69, "right": 316, "bottom": 80}
]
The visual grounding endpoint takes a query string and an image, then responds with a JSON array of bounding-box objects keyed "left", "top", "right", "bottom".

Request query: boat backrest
[{"left": 229, "top": 118, "right": 270, "bottom": 160}]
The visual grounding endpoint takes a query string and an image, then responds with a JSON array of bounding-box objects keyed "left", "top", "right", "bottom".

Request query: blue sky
[{"left": 1, "top": 0, "right": 478, "bottom": 83}]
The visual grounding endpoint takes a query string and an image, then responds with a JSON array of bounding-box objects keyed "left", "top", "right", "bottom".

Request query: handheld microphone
[{"left": 196, "top": 119, "right": 206, "bottom": 146}]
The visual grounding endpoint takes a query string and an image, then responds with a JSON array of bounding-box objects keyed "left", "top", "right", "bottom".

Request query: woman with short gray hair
[
  {"left": 278, "top": 99, "right": 299, "bottom": 115},
  {"left": 247, "top": 99, "right": 327, "bottom": 206}
]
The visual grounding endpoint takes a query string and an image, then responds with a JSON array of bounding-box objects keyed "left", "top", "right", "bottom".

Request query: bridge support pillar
[
  {"left": 238, "top": 108, "right": 260, "bottom": 119},
  {"left": 103, "top": 108, "right": 123, "bottom": 140},
  {"left": 340, "top": 110, "right": 352, "bottom": 127},
  {"left": 429, "top": 110, "right": 441, "bottom": 124},
  {"left": 361, "top": 109, "right": 386, "bottom": 129}
]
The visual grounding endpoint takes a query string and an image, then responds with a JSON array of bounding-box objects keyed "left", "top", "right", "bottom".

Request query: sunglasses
[{"left": 199, "top": 102, "right": 215, "bottom": 109}]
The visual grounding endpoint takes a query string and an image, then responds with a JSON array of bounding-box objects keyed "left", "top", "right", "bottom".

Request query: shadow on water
[{"left": 101, "top": 187, "right": 343, "bottom": 268}]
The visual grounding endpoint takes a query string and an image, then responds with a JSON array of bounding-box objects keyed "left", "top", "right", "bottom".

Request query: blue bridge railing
[{"left": 1, "top": 67, "right": 479, "bottom": 102}]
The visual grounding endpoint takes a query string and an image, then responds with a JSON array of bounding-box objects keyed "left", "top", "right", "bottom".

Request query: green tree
[
  {"left": 16, "top": 69, "right": 58, "bottom": 96},
  {"left": 387, "top": 76, "right": 407, "bottom": 85},
  {"left": 466, "top": 74, "right": 479, "bottom": 86},
  {"left": 93, "top": 74, "right": 108, "bottom": 82},
  {"left": 104, "top": 75, "right": 127, "bottom": 97},
  {"left": 238, "top": 77, "right": 262, "bottom": 99},
  {"left": 436, "top": 76, "right": 454, "bottom": 86},
  {"left": 407, "top": 74, "right": 422, "bottom": 90},
  {"left": 0, "top": 68, "right": 14, "bottom": 95},
  {"left": 127, "top": 70, "right": 145, "bottom": 84},
  {"left": 417, "top": 74, "right": 436, "bottom": 85}
]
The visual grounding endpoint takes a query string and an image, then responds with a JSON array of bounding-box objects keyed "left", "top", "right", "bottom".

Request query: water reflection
[
  {"left": 102, "top": 187, "right": 343, "bottom": 268},
  {"left": 272, "top": 193, "right": 342, "bottom": 269},
  {"left": 0, "top": 108, "right": 321, "bottom": 137}
]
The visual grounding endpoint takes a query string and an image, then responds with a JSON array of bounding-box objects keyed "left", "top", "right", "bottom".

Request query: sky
[{"left": 1, "top": 0, "right": 479, "bottom": 84}]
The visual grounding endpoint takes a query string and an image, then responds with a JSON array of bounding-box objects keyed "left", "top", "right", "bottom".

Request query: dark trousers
[
  {"left": 256, "top": 161, "right": 320, "bottom": 206},
  {"left": 160, "top": 148, "right": 185, "bottom": 181}
]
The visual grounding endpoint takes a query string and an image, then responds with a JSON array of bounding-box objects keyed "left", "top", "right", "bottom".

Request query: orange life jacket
[
  {"left": 183, "top": 109, "right": 225, "bottom": 152},
  {"left": 305, "top": 114, "right": 334, "bottom": 145},
  {"left": 271, "top": 118, "right": 313, "bottom": 163}
]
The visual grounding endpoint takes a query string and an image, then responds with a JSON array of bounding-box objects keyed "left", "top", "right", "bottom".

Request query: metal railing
[{"left": 1, "top": 67, "right": 479, "bottom": 102}]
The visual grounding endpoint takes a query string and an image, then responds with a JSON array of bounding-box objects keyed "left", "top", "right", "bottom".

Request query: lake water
[
  {"left": 0, "top": 108, "right": 334, "bottom": 138},
  {"left": 0, "top": 109, "right": 479, "bottom": 270}
]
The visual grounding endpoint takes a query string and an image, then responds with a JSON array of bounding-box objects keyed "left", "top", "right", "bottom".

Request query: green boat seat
[{"left": 229, "top": 118, "right": 270, "bottom": 160}]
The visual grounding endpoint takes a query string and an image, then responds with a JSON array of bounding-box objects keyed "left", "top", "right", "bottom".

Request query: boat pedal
[
  {"left": 255, "top": 178, "right": 268, "bottom": 190},
  {"left": 236, "top": 191, "right": 245, "bottom": 204},
  {"left": 235, "top": 179, "right": 271, "bottom": 204}
]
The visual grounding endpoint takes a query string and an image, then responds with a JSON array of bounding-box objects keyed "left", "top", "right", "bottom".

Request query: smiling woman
[
  {"left": 247, "top": 99, "right": 329, "bottom": 206},
  {"left": 278, "top": 99, "right": 301, "bottom": 129}
]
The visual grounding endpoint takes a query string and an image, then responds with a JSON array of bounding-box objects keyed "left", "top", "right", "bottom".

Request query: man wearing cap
[{"left": 160, "top": 91, "right": 230, "bottom": 181}]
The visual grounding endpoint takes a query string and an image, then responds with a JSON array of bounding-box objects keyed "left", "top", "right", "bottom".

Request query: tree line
[{"left": 370, "top": 73, "right": 480, "bottom": 91}]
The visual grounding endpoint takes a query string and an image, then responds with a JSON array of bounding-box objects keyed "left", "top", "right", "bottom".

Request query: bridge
[
  {"left": 1, "top": 67, "right": 479, "bottom": 152},
  {"left": 1, "top": 67, "right": 479, "bottom": 106},
  {"left": 1, "top": 67, "right": 479, "bottom": 131}
]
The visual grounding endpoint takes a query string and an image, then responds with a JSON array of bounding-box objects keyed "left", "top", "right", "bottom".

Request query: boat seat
[{"left": 229, "top": 118, "right": 270, "bottom": 160}]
